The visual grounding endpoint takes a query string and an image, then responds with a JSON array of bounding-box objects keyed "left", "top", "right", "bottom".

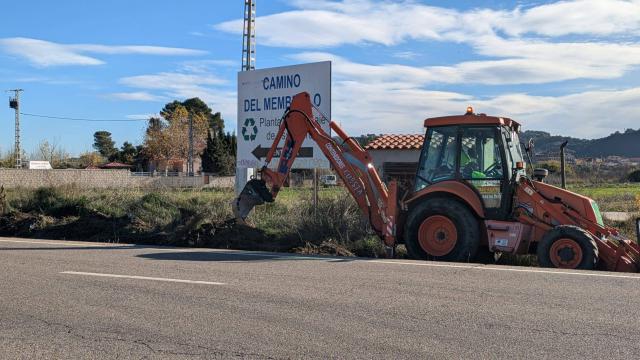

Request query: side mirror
[{"left": 533, "top": 168, "right": 548, "bottom": 182}]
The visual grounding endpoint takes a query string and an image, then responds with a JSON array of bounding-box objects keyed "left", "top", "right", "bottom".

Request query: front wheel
[
  {"left": 537, "top": 225, "right": 598, "bottom": 270},
  {"left": 404, "top": 198, "right": 480, "bottom": 261}
]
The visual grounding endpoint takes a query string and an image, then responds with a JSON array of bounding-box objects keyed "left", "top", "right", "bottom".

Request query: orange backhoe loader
[{"left": 233, "top": 92, "right": 640, "bottom": 272}]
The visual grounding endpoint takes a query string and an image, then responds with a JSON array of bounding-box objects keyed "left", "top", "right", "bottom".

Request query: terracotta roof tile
[
  {"left": 365, "top": 134, "right": 424, "bottom": 150},
  {"left": 101, "top": 162, "right": 133, "bottom": 168}
]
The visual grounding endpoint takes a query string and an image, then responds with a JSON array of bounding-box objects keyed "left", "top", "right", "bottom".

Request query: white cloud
[
  {"left": 216, "top": 0, "right": 640, "bottom": 85},
  {"left": 178, "top": 59, "right": 237, "bottom": 73},
  {"left": 290, "top": 52, "right": 640, "bottom": 138},
  {"left": 329, "top": 79, "right": 640, "bottom": 139},
  {"left": 392, "top": 51, "right": 419, "bottom": 60},
  {"left": 118, "top": 71, "right": 235, "bottom": 123},
  {"left": 216, "top": 0, "right": 640, "bottom": 47},
  {"left": 478, "top": 87, "right": 640, "bottom": 138},
  {"left": 493, "top": 0, "right": 640, "bottom": 37},
  {"left": 215, "top": 3, "right": 457, "bottom": 48},
  {"left": 107, "top": 92, "right": 166, "bottom": 102},
  {"left": 0, "top": 37, "right": 207, "bottom": 67},
  {"left": 292, "top": 49, "right": 640, "bottom": 86},
  {"left": 120, "top": 72, "right": 226, "bottom": 90}
]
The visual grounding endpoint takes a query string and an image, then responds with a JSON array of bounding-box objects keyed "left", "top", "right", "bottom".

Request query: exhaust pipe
[{"left": 560, "top": 141, "right": 568, "bottom": 189}]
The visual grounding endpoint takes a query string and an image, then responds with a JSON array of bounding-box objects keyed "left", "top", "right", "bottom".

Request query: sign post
[{"left": 236, "top": 61, "right": 331, "bottom": 171}]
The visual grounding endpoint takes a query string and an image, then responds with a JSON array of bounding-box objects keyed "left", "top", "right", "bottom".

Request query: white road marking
[
  {"left": 4, "top": 237, "right": 640, "bottom": 280},
  {"left": 60, "top": 271, "right": 225, "bottom": 286},
  {"left": 0, "top": 239, "right": 130, "bottom": 247},
  {"left": 368, "top": 260, "right": 640, "bottom": 279}
]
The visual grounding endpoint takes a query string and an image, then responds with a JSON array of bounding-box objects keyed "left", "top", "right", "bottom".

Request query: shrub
[
  {"left": 294, "top": 192, "right": 370, "bottom": 244},
  {"left": 27, "top": 187, "right": 88, "bottom": 217},
  {"left": 0, "top": 186, "right": 7, "bottom": 215},
  {"left": 628, "top": 170, "right": 640, "bottom": 182},
  {"left": 129, "top": 192, "right": 180, "bottom": 230}
]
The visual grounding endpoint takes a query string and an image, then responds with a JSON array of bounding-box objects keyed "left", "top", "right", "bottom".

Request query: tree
[
  {"left": 34, "top": 139, "right": 69, "bottom": 168},
  {"left": 133, "top": 145, "right": 148, "bottom": 171},
  {"left": 117, "top": 142, "right": 138, "bottom": 164},
  {"left": 201, "top": 129, "right": 236, "bottom": 175},
  {"left": 161, "top": 98, "right": 224, "bottom": 133},
  {"left": 201, "top": 131, "right": 218, "bottom": 173},
  {"left": 79, "top": 152, "right": 105, "bottom": 167},
  {"left": 93, "top": 131, "right": 117, "bottom": 160},
  {"left": 144, "top": 104, "right": 209, "bottom": 164},
  {"left": 0, "top": 149, "right": 15, "bottom": 168},
  {"left": 144, "top": 98, "right": 233, "bottom": 173}
]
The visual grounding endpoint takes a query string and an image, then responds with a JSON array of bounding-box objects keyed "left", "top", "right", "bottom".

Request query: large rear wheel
[
  {"left": 404, "top": 198, "right": 480, "bottom": 261},
  {"left": 537, "top": 225, "right": 598, "bottom": 270}
]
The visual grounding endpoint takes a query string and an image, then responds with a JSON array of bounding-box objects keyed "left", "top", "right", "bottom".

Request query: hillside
[{"left": 521, "top": 128, "right": 640, "bottom": 158}]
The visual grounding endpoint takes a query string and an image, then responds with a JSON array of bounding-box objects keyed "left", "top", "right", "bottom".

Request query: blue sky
[{"left": 1, "top": 0, "right": 639, "bottom": 156}]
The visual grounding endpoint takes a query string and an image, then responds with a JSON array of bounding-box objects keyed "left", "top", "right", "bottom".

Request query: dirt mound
[
  {"left": 292, "top": 240, "right": 354, "bottom": 257},
  {"left": 185, "top": 220, "right": 300, "bottom": 252}
]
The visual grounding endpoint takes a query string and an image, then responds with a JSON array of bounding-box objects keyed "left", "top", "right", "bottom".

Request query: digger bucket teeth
[{"left": 232, "top": 179, "right": 274, "bottom": 223}]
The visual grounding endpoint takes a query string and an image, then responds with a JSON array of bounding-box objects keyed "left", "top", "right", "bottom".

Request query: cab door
[{"left": 458, "top": 126, "right": 510, "bottom": 220}]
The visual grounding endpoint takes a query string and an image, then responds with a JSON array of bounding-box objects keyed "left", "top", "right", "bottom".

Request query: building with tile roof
[
  {"left": 365, "top": 134, "right": 424, "bottom": 187},
  {"left": 364, "top": 134, "right": 424, "bottom": 150}
]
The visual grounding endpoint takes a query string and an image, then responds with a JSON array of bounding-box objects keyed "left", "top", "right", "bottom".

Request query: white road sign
[{"left": 237, "top": 61, "right": 331, "bottom": 169}]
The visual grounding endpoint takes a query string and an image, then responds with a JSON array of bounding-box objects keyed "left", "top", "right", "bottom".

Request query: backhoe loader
[{"left": 234, "top": 92, "right": 640, "bottom": 272}]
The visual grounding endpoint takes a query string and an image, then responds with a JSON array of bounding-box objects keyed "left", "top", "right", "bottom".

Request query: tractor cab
[{"left": 413, "top": 108, "right": 525, "bottom": 220}]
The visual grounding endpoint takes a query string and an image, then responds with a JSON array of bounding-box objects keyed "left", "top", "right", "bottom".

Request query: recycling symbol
[{"left": 242, "top": 118, "right": 258, "bottom": 141}]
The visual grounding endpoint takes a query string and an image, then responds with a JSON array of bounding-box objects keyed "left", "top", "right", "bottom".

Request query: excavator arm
[{"left": 233, "top": 92, "right": 398, "bottom": 247}]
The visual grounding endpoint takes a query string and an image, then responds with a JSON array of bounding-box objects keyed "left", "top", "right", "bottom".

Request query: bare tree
[{"left": 32, "top": 139, "right": 70, "bottom": 168}]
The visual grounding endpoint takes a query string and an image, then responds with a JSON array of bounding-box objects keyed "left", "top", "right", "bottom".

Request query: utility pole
[
  {"left": 236, "top": 0, "right": 256, "bottom": 194},
  {"left": 242, "top": 0, "right": 256, "bottom": 71},
  {"left": 187, "top": 114, "right": 194, "bottom": 176},
  {"left": 7, "top": 89, "right": 23, "bottom": 169}
]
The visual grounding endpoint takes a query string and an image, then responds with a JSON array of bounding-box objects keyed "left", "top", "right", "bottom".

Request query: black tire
[
  {"left": 537, "top": 225, "right": 598, "bottom": 270},
  {"left": 404, "top": 197, "right": 480, "bottom": 262}
]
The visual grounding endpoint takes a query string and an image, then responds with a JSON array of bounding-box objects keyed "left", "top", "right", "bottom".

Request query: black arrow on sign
[{"left": 251, "top": 145, "right": 314, "bottom": 160}]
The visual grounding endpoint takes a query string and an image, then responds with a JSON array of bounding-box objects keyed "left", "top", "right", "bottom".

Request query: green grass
[{"left": 569, "top": 183, "right": 640, "bottom": 202}]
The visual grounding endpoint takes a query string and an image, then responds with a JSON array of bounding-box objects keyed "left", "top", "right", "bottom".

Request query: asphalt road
[{"left": 2, "top": 237, "right": 640, "bottom": 359}]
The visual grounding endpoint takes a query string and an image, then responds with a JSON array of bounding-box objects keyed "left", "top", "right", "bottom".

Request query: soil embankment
[{"left": 0, "top": 187, "right": 385, "bottom": 257}]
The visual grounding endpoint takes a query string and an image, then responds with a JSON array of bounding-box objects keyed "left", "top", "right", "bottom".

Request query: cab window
[
  {"left": 459, "top": 127, "right": 504, "bottom": 180},
  {"left": 415, "top": 126, "right": 458, "bottom": 191},
  {"left": 503, "top": 127, "right": 525, "bottom": 177}
]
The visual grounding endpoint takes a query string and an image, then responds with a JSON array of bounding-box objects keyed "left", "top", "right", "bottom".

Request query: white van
[{"left": 319, "top": 174, "right": 337, "bottom": 186}]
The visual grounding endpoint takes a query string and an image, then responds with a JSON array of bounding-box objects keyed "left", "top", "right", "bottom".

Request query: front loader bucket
[{"left": 232, "top": 179, "right": 274, "bottom": 223}]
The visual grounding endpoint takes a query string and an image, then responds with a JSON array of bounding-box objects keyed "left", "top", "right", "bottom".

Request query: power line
[{"left": 19, "top": 112, "right": 150, "bottom": 122}]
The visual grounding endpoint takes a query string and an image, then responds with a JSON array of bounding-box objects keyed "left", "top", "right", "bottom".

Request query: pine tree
[{"left": 201, "top": 131, "right": 218, "bottom": 173}]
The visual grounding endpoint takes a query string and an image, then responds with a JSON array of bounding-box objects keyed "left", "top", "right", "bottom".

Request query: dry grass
[
  {"left": 0, "top": 186, "right": 378, "bottom": 256},
  {"left": 1, "top": 182, "right": 637, "bottom": 261}
]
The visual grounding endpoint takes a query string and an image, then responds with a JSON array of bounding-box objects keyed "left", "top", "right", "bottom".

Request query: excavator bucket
[{"left": 232, "top": 179, "right": 274, "bottom": 223}]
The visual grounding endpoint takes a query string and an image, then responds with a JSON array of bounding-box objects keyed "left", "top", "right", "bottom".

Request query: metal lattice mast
[
  {"left": 7, "top": 89, "right": 23, "bottom": 168},
  {"left": 242, "top": 0, "right": 256, "bottom": 71}
]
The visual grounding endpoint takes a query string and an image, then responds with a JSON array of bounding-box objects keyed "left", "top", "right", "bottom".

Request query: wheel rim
[
  {"left": 418, "top": 215, "right": 457, "bottom": 257},
  {"left": 549, "top": 238, "right": 583, "bottom": 268}
]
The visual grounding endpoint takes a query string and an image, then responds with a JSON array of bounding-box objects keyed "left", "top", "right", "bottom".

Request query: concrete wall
[{"left": 0, "top": 169, "right": 234, "bottom": 189}]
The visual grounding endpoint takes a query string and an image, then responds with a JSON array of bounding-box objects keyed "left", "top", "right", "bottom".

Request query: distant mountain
[{"left": 521, "top": 128, "right": 640, "bottom": 158}]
